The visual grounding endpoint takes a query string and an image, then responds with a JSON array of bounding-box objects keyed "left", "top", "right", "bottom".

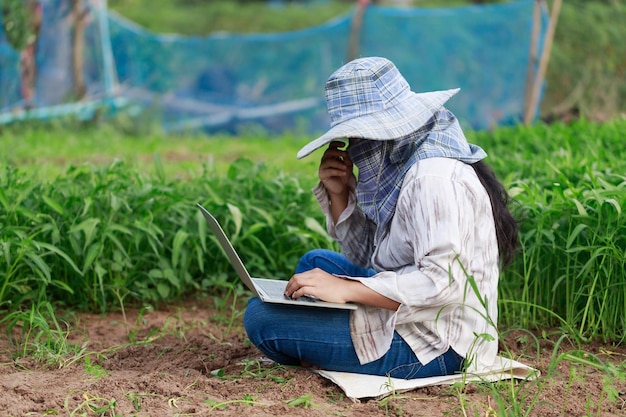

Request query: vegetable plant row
[{"left": 1, "top": 118, "right": 624, "bottom": 343}]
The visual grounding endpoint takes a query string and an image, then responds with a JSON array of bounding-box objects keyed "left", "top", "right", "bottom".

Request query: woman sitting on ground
[{"left": 244, "top": 56, "right": 519, "bottom": 379}]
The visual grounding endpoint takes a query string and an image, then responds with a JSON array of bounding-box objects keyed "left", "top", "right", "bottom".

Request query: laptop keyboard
[
  {"left": 256, "top": 279, "right": 289, "bottom": 298},
  {"left": 256, "top": 279, "right": 320, "bottom": 302}
]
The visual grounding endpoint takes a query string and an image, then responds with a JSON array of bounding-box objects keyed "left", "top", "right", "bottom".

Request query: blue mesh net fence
[{"left": 0, "top": 0, "right": 546, "bottom": 132}]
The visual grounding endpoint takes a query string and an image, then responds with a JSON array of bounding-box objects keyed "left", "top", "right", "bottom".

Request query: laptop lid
[{"left": 197, "top": 204, "right": 260, "bottom": 297}]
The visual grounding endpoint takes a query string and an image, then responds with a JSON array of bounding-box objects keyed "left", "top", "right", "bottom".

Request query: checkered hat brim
[{"left": 297, "top": 57, "right": 459, "bottom": 159}]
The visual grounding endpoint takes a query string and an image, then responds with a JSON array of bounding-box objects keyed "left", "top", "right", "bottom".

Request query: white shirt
[{"left": 314, "top": 157, "right": 500, "bottom": 370}]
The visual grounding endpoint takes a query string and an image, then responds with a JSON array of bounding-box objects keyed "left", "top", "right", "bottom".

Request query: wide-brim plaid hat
[{"left": 297, "top": 57, "right": 460, "bottom": 159}]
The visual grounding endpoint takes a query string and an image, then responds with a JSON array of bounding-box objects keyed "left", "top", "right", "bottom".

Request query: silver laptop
[{"left": 197, "top": 204, "right": 357, "bottom": 310}]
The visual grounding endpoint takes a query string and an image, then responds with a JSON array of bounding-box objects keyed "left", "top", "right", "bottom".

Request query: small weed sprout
[
  {"left": 123, "top": 391, "right": 157, "bottom": 413},
  {"left": 379, "top": 377, "right": 408, "bottom": 416},
  {"left": 204, "top": 395, "right": 265, "bottom": 411},
  {"left": 64, "top": 391, "right": 119, "bottom": 417},
  {"left": 285, "top": 393, "right": 319, "bottom": 408},
  {"left": 84, "top": 355, "right": 108, "bottom": 379}
]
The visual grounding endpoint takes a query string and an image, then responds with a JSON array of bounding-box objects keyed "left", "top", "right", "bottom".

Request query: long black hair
[{"left": 471, "top": 160, "right": 519, "bottom": 269}]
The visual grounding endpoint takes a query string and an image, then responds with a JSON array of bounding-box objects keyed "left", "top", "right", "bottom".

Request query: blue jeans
[{"left": 243, "top": 249, "right": 464, "bottom": 379}]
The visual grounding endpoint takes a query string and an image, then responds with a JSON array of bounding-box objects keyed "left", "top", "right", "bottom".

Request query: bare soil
[{"left": 1, "top": 298, "right": 625, "bottom": 417}]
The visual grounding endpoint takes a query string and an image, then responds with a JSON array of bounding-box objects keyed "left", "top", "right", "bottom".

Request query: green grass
[{"left": 0, "top": 120, "right": 318, "bottom": 179}]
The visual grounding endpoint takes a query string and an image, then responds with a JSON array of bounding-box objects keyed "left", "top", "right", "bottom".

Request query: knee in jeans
[{"left": 296, "top": 248, "right": 333, "bottom": 272}]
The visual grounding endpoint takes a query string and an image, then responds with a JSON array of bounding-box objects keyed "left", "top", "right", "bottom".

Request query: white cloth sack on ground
[{"left": 315, "top": 356, "right": 539, "bottom": 400}]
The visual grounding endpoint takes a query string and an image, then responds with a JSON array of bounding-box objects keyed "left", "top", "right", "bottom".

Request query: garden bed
[{"left": 1, "top": 299, "right": 624, "bottom": 416}]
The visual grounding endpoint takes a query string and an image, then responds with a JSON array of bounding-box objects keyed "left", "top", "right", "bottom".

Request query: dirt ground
[{"left": 1, "top": 298, "right": 625, "bottom": 417}]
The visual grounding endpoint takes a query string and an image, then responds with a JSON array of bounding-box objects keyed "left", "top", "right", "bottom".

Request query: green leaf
[
  {"left": 24, "top": 252, "right": 51, "bottom": 281},
  {"left": 1, "top": 241, "right": 12, "bottom": 265},
  {"left": 156, "top": 282, "right": 170, "bottom": 299},
  {"left": 195, "top": 211, "right": 208, "bottom": 252},
  {"left": 566, "top": 223, "right": 589, "bottom": 249},
  {"left": 37, "top": 241, "right": 83, "bottom": 276},
  {"left": 94, "top": 262, "right": 107, "bottom": 280},
  {"left": 107, "top": 223, "right": 133, "bottom": 236},
  {"left": 171, "top": 230, "right": 188, "bottom": 269},
  {"left": 51, "top": 279, "right": 74, "bottom": 295},
  {"left": 42, "top": 196, "right": 68, "bottom": 217},
  {"left": 304, "top": 217, "right": 330, "bottom": 240},
  {"left": 0, "top": 187, "right": 9, "bottom": 211},
  {"left": 241, "top": 223, "right": 266, "bottom": 240},
  {"left": 250, "top": 206, "right": 275, "bottom": 228},
  {"left": 163, "top": 268, "right": 179, "bottom": 288},
  {"left": 69, "top": 218, "right": 101, "bottom": 249},
  {"left": 571, "top": 198, "right": 589, "bottom": 217},
  {"left": 133, "top": 220, "right": 164, "bottom": 254},
  {"left": 602, "top": 198, "right": 621, "bottom": 215},
  {"left": 200, "top": 184, "right": 224, "bottom": 206},
  {"left": 227, "top": 203, "right": 243, "bottom": 239},
  {"left": 148, "top": 269, "right": 163, "bottom": 279}
]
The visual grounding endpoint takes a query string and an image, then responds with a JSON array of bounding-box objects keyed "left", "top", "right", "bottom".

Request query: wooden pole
[
  {"left": 95, "top": 0, "right": 117, "bottom": 98},
  {"left": 71, "top": 0, "right": 87, "bottom": 99},
  {"left": 346, "top": 0, "right": 369, "bottom": 62},
  {"left": 523, "top": 0, "right": 542, "bottom": 121},
  {"left": 523, "top": 0, "right": 562, "bottom": 125}
]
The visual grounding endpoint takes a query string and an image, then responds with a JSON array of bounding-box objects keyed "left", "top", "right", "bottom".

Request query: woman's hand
[
  {"left": 319, "top": 140, "right": 353, "bottom": 197},
  {"left": 319, "top": 141, "right": 354, "bottom": 223},
  {"left": 285, "top": 268, "right": 354, "bottom": 304},
  {"left": 284, "top": 268, "right": 401, "bottom": 311}
]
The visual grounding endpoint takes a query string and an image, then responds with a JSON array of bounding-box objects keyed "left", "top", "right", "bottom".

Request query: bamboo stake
[
  {"left": 96, "top": 0, "right": 117, "bottom": 98},
  {"left": 347, "top": 0, "right": 369, "bottom": 62},
  {"left": 523, "top": 0, "right": 542, "bottom": 121},
  {"left": 71, "top": 0, "right": 87, "bottom": 99},
  {"left": 524, "top": 0, "right": 562, "bottom": 125}
]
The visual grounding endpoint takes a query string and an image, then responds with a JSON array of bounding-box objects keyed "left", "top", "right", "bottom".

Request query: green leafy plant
[{"left": 1, "top": 118, "right": 625, "bottom": 346}]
